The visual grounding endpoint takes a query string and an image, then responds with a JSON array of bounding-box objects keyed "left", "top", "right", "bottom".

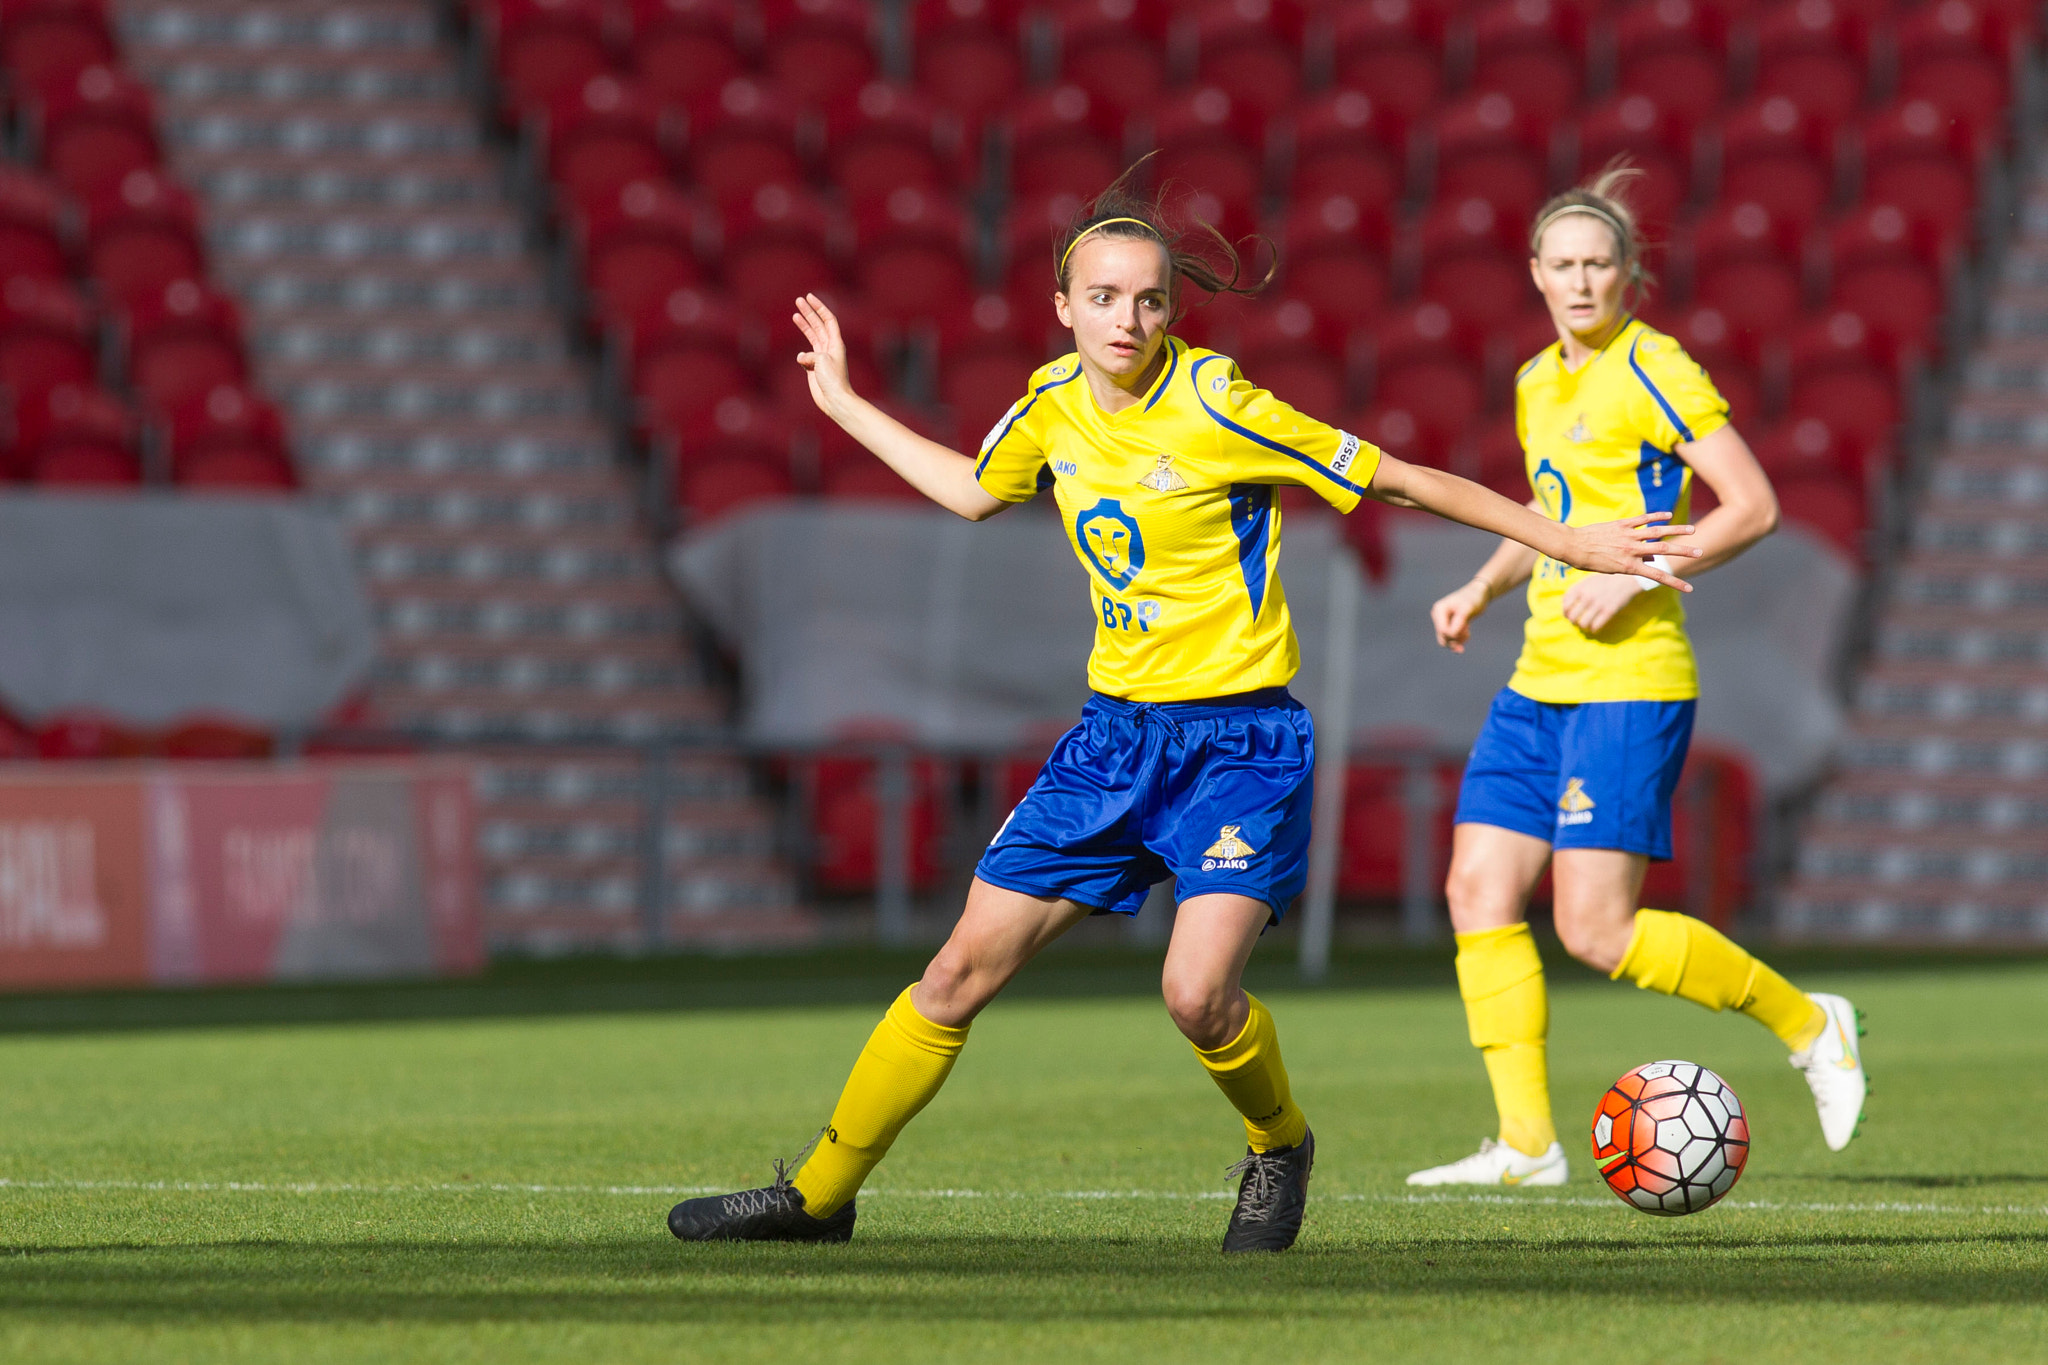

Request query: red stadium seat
[
  {"left": 16, "top": 384, "right": 139, "bottom": 486},
  {"left": 1686, "top": 197, "right": 1806, "bottom": 274},
  {"left": 0, "top": 276, "right": 94, "bottom": 399},
  {"left": 123, "top": 277, "right": 247, "bottom": 409},
  {"left": 1147, "top": 86, "right": 1266, "bottom": 241},
  {"left": 1002, "top": 188, "right": 1087, "bottom": 300},
  {"left": 178, "top": 447, "right": 295, "bottom": 491},
  {"left": 850, "top": 186, "right": 972, "bottom": 321},
  {"left": 1783, "top": 303, "right": 1906, "bottom": 382},
  {"left": 623, "top": 0, "right": 743, "bottom": 109},
  {"left": 1468, "top": 0, "right": 1587, "bottom": 121},
  {"left": 1428, "top": 91, "right": 1551, "bottom": 223},
  {"left": 681, "top": 457, "right": 795, "bottom": 521},
  {"left": 1787, "top": 363, "right": 1897, "bottom": 456},
  {"left": 0, "top": 166, "right": 70, "bottom": 285},
  {"left": 769, "top": 293, "right": 889, "bottom": 416},
  {"left": 1773, "top": 471, "right": 1864, "bottom": 560},
  {"left": 717, "top": 182, "right": 844, "bottom": 315},
  {"left": 823, "top": 83, "right": 967, "bottom": 200},
  {"left": 1831, "top": 260, "right": 1943, "bottom": 352},
  {"left": 685, "top": 76, "right": 810, "bottom": 204},
  {"left": 0, "top": 0, "right": 115, "bottom": 100},
  {"left": 1466, "top": 411, "right": 1529, "bottom": 499},
  {"left": 572, "top": 178, "right": 706, "bottom": 327},
  {"left": 910, "top": 0, "right": 1027, "bottom": 134},
  {"left": 1373, "top": 359, "right": 1483, "bottom": 463},
  {"left": 1186, "top": 0, "right": 1307, "bottom": 121},
  {"left": 1005, "top": 85, "right": 1122, "bottom": 201},
  {"left": 823, "top": 456, "right": 926, "bottom": 501},
  {"left": 1234, "top": 297, "right": 1349, "bottom": 417},
  {"left": 1570, "top": 94, "right": 1692, "bottom": 237},
  {"left": 1713, "top": 95, "right": 1837, "bottom": 230},
  {"left": 1691, "top": 269, "right": 1802, "bottom": 353},
  {"left": 1336, "top": 758, "right": 1460, "bottom": 900},
  {"left": 670, "top": 392, "right": 798, "bottom": 475},
  {"left": 759, "top": 0, "right": 877, "bottom": 109},
  {"left": 1330, "top": 2, "right": 1445, "bottom": 123},
  {"left": 1417, "top": 193, "right": 1521, "bottom": 264},
  {"left": 801, "top": 751, "right": 951, "bottom": 894},
  {"left": 543, "top": 75, "right": 667, "bottom": 208},
  {"left": 630, "top": 292, "right": 761, "bottom": 436},
  {"left": 1857, "top": 99, "right": 1982, "bottom": 239},
  {"left": 161, "top": 718, "right": 275, "bottom": 758},
  {"left": 1609, "top": 0, "right": 1732, "bottom": 126},
  {"left": 84, "top": 170, "right": 205, "bottom": 305},
  {"left": 483, "top": 0, "right": 613, "bottom": 120},
  {"left": 34, "top": 708, "right": 152, "bottom": 760},
  {"left": 1754, "top": 0, "right": 1870, "bottom": 124},
  {"left": 167, "top": 382, "right": 291, "bottom": 479},
  {"left": 1751, "top": 415, "right": 1851, "bottom": 482},
  {"left": 1896, "top": 0, "right": 2018, "bottom": 140},
  {"left": 1822, "top": 202, "right": 1954, "bottom": 290},
  {"left": 1053, "top": 1, "right": 1168, "bottom": 128},
  {"left": 1286, "top": 89, "right": 1405, "bottom": 210},
  {"left": 941, "top": 341, "right": 1038, "bottom": 449},
  {"left": 34, "top": 63, "right": 159, "bottom": 198}
]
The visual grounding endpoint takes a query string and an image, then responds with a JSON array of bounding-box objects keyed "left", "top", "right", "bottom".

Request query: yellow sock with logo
[
  {"left": 791, "top": 986, "right": 968, "bottom": 1218},
  {"left": 1613, "top": 909, "right": 1826, "bottom": 1051},
  {"left": 1191, "top": 993, "right": 1309, "bottom": 1152},
  {"left": 1455, "top": 923, "right": 1557, "bottom": 1157}
]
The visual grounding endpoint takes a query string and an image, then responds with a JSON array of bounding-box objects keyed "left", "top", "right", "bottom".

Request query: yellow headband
[{"left": 1058, "top": 217, "right": 1161, "bottom": 273}]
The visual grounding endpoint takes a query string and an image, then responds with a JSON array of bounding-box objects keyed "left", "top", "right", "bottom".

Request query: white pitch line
[{"left": 0, "top": 1177, "right": 2043, "bottom": 1218}]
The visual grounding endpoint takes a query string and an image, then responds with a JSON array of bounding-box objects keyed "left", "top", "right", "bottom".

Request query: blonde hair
[{"left": 1528, "top": 160, "right": 1655, "bottom": 300}]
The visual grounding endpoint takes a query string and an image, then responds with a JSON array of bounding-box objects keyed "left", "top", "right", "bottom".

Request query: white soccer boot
[
  {"left": 1789, "top": 991, "right": 1866, "bottom": 1152},
  {"left": 1405, "top": 1138, "right": 1570, "bottom": 1187}
]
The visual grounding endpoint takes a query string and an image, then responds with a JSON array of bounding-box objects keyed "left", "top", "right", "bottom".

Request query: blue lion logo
[
  {"left": 1076, "top": 498, "right": 1144, "bottom": 590},
  {"left": 1532, "top": 458, "right": 1573, "bottom": 523}
]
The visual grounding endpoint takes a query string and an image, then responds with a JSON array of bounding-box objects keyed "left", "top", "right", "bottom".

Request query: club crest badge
[
  {"left": 1204, "top": 825, "right": 1258, "bottom": 860},
  {"left": 1557, "top": 778, "right": 1596, "bottom": 826},
  {"left": 1565, "top": 413, "right": 1591, "bottom": 443},
  {"left": 1137, "top": 451, "right": 1187, "bottom": 492}
]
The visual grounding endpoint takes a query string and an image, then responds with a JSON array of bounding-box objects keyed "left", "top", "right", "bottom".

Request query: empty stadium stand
[{"left": 116, "top": 0, "right": 807, "bottom": 951}]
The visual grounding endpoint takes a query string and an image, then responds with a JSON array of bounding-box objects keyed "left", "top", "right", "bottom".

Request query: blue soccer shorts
[
  {"left": 976, "top": 688, "right": 1316, "bottom": 923},
  {"left": 1453, "top": 687, "right": 1696, "bottom": 861}
]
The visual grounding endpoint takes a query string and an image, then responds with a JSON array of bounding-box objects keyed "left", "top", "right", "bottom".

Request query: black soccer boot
[
  {"left": 1220, "top": 1127, "right": 1314, "bottom": 1253},
  {"left": 668, "top": 1162, "right": 856, "bottom": 1244}
]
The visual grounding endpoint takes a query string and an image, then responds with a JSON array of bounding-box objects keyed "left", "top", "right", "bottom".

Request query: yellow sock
[
  {"left": 1613, "top": 909, "right": 1826, "bottom": 1050},
  {"left": 1191, "top": 993, "right": 1308, "bottom": 1152},
  {"left": 1455, "top": 923, "right": 1556, "bottom": 1157},
  {"left": 791, "top": 986, "right": 968, "bottom": 1218}
]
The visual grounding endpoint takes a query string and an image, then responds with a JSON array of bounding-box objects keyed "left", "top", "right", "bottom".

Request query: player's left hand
[
  {"left": 1561, "top": 573, "right": 1651, "bottom": 635},
  {"left": 1560, "top": 513, "right": 1697, "bottom": 589}
]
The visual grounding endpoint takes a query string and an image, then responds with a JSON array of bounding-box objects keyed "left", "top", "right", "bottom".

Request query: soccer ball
[{"left": 1591, "top": 1060, "right": 1749, "bottom": 1216}]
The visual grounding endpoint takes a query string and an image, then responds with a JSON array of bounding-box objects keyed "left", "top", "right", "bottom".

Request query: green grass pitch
[{"left": 1, "top": 946, "right": 2044, "bottom": 1363}]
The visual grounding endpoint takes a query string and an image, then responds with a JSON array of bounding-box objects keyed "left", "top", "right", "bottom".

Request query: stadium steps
[
  {"left": 122, "top": 0, "right": 811, "bottom": 951},
  {"left": 1783, "top": 170, "right": 2048, "bottom": 942}
]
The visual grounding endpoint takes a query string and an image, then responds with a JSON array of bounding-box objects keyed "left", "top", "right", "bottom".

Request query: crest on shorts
[
  {"left": 1204, "top": 825, "right": 1259, "bottom": 858},
  {"left": 1559, "top": 779, "right": 1596, "bottom": 813},
  {"left": 1137, "top": 451, "right": 1187, "bottom": 492}
]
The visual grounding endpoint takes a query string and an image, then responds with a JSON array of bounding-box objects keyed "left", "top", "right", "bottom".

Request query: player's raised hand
[
  {"left": 1560, "top": 512, "right": 1698, "bottom": 590},
  {"left": 792, "top": 293, "right": 857, "bottom": 419},
  {"left": 1430, "top": 578, "right": 1493, "bottom": 653}
]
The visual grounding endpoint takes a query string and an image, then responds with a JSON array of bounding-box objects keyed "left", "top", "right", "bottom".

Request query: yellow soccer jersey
[
  {"left": 975, "top": 337, "right": 1378, "bottom": 702},
  {"left": 1508, "top": 317, "right": 1730, "bottom": 703}
]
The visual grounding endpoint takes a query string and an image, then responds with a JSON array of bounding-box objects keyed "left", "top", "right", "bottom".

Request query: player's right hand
[
  {"left": 1431, "top": 578, "right": 1493, "bottom": 653},
  {"left": 792, "top": 293, "right": 857, "bottom": 419}
]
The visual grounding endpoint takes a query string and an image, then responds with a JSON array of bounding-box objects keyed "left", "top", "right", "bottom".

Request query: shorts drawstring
[{"left": 1130, "top": 702, "right": 1186, "bottom": 745}]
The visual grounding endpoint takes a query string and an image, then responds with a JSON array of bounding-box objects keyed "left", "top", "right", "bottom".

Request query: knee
[
  {"left": 1553, "top": 904, "right": 1633, "bottom": 974},
  {"left": 916, "top": 946, "right": 987, "bottom": 1025},
  {"left": 1445, "top": 860, "right": 1520, "bottom": 934},
  {"left": 1161, "top": 972, "right": 1241, "bottom": 1049}
]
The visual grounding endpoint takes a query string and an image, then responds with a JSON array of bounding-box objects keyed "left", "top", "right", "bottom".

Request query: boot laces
[
  {"left": 719, "top": 1125, "right": 827, "bottom": 1218},
  {"left": 1225, "top": 1149, "right": 1286, "bottom": 1222}
]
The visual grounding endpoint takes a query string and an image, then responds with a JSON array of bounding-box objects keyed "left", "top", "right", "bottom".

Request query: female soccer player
[
  {"left": 1405, "top": 168, "right": 1868, "bottom": 1190},
  {"left": 669, "top": 173, "right": 1692, "bottom": 1251}
]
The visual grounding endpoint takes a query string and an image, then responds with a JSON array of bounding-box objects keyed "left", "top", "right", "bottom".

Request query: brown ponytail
[{"left": 1054, "top": 156, "right": 1274, "bottom": 321}]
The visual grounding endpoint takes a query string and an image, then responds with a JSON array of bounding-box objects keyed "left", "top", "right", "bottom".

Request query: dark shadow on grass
[
  {"left": 1820, "top": 1174, "right": 2048, "bottom": 1189},
  {"left": 0, "top": 942, "right": 2040, "bottom": 1039},
  {"left": 0, "top": 1228, "right": 2043, "bottom": 1325}
]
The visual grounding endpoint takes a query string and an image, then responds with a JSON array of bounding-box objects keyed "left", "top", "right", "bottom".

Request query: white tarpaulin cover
[
  {"left": 0, "top": 494, "right": 376, "bottom": 727},
  {"left": 674, "top": 504, "right": 1857, "bottom": 793}
]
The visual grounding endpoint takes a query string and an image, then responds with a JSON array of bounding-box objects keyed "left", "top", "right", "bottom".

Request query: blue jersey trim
[
  {"left": 975, "top": 364, "right": 1084, "bottom": 479},
  {"left": 1635, "top": 440, "right": 1683, "bottom": 518},
  {"left": 1628, "top": 333, "right": 1694, "bottom": 444},
  {"left": 1189, "top": 355, "right": 1368, "bottom": 497},
  {"left": 1228, "top": 483, "right": 1273, "bottom": 619},
  {"left": 1143, "top": 338, "right": 1181, "bottom": 412}
]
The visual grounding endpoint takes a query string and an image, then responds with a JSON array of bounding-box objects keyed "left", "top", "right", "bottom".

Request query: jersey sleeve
[
  {"left": 971, "top": 384, "right": 1052, "bottom": 504},
  {"left": 1191, "top": 355, "right": 1376, "bottom": 512},
  {"left": 1628, "top": 330, "right": 1731, "bottom": 450}
]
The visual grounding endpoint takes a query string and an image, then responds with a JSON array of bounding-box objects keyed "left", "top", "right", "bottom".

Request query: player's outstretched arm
[
  {"left": 793, "top": 294, "right": 1008, "bottom": 522},
  {"left": 1367, "top": 453, "right": 1698, "bottom": 590},
  {"left": 1430, "top": 531, "right": 1539, "bottom": 653}
]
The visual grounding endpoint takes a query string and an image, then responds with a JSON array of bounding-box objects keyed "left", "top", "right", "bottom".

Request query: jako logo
[{"left": 1201, "top": 824, "right": 1257, "bottom": 871}]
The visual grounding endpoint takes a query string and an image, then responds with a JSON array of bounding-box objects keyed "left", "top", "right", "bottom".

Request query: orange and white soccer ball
[{"left": 1592, "top": 1060, "right": 1749, "bottom": 1216}]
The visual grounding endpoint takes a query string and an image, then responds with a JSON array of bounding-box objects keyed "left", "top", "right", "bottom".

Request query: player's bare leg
[
  {"left": 1408, "top": 824, "right": 1570, "bottom": 1187},
  {"left": 1165, "top": 893, "right": 1316, "bottom": 1252},
  {"left": 669, "top": 882, "right": 1090, "bottom": 1243}
]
